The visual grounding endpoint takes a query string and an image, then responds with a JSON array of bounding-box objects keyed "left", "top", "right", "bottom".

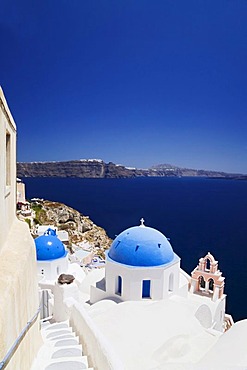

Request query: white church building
[
  {"left": 35, "top": 228, "right": 69, "bottom": 282},
  {"left": 90, "top": 219, "right": 227, "bottom": 333},
  {"left": 91, "top": 219, "right": 182, "bottom": 303}
]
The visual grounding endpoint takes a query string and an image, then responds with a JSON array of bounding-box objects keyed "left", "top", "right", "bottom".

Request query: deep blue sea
[{"left": 23, "top": 177, "right": 247, "bottom": 322}]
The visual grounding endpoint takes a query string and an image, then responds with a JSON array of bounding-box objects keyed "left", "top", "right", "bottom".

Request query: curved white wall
[{"left": 70, "top": 302, "right": 124, "bottom": 370}]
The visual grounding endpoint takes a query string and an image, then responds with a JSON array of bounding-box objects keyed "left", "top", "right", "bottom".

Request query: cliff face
[
  {"left": 150, "top": 164, "right": 234, "bottom": 178},
  {"left": 151, "top": 164, "right": 246, "bottom": 178},
  {"left": 17, "top": 160, "right": 138, "bottom": 178},
  {"left": 17, "top": 159, "right": 244, "bottom": 179}
]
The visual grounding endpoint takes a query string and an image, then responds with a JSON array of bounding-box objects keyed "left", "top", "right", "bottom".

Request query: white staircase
[{"left": 31, "top": 321, "right": 93, "bottom": 370}]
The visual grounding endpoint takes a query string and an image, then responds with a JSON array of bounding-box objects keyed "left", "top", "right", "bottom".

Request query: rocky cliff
[
  {"left": 17, "top": 159, "right": 138, "bottom": 178},
  {"left": 150, "top": 164, "right": 239, "bottom": 178},
  {"left": 22, "top": 199, "right": 112, "bottom": 259},
  {"left": 17, "top": 159, "right": 244, "bottom": 179}
]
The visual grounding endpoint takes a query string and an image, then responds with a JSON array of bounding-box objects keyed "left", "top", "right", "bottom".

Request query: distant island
[{"left": 17, "top": 159, "right": 246, "bottom": 179}]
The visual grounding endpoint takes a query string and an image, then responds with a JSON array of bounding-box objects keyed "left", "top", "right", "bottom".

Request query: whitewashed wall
[
  {"left": 70, "top": 302, "right": 124, "bottom": 370},
  {"left": 0, "top": 88, "right": 41, "bottom": 369}
]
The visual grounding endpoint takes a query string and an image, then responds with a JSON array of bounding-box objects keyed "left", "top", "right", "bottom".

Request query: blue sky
[{"left": 1, "top": 0, "right": 247, "bottom": 173}]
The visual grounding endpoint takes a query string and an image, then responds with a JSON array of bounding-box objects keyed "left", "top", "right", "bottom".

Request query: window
[
  {"left": 199, "top": 276, "right": 205, "bottom": 290},
  {"left": 6, "top": 131, "right": 11, "bottom": 186},
  {"left": 208, "top": 278, "right": 214, "bottom": 292},
  {"left": 206, "top": 258, "right": 211, "bottom": 271},
  {"left": 116, "top": 276, "right": 122, "bottom": 295},
  {"left": 142, "top": 280, "right": 151, "bottom": 298}
]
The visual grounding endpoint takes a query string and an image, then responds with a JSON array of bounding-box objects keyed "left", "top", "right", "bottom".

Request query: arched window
[
  {"left": 199, "top": 276, "right": 205, "bottom": 290},
  {"left": 206, "top": 258, "right": 211, "bottom": 271},
  {"left": 208, "top": 278, "right": 214, "bottom": 293},
  {"left": 168, "top": 273, "right": 174, "bottom": 292}
]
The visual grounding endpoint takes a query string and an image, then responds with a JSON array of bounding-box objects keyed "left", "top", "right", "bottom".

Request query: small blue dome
[
  {"left": 35, "top": 228, "right": 67, "bottom": 261},
  {"left": 108, "top": 225, "right": 174, "bottom": 267}
]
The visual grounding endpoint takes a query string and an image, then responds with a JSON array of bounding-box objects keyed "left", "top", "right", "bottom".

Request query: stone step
[
  {"left": 52, "top": 337, "right": 80, "bottom": 348},
  {"left": 44, "top": 328, "right": 73, "bottom": 340},
  {"left": 44, "top": 356, "right": 89, "bottom": 370},
  {"left": 51, "top": 345, "right": 83, "bottom": 359},
  {"left": 32, "top": 344, "right": 84, "bottom": 368},
  {"left": 49, "top": 333, "right": 76, "bottom": 341},
  {"left": 43, "top": 321, "right": 70, "bottom": 331}
]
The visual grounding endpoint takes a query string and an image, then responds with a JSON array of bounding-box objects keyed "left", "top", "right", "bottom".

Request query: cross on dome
[{"left": 140, "top": 218, "right": 145, "bottom": 227}]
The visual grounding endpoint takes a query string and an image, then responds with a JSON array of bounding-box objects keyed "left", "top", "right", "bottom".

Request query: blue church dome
[
  {"left": 108, "top": 222, "right": 174, "bottom": 267},
  {"left": 35, "top": 228, "right": 67, "bottom": 261}
]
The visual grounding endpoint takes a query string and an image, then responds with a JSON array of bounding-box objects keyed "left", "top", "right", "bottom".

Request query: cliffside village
[{"left": 16, "top": 178, "right": 110, "bottom": 270}]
